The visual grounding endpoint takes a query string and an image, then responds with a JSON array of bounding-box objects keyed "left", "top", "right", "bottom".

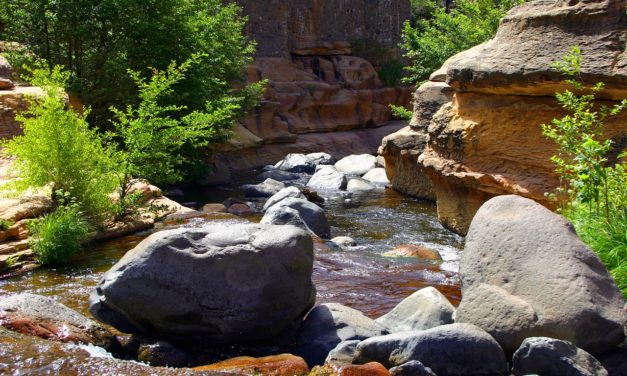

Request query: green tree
[
  {"left": 402, "top": 0, "right": 523, "bottom": 83},
  {"left": 109, "top": 55, "right": 256, "bottom": 208},
  {"left": 2, "top": 63, "right": 118, "bottom": 219},
  {"left": 542, "top": 47, "right": 626, "bottom": 296},
  {"left": 0, "top": 0, "right": 258, "bottom": 129}
]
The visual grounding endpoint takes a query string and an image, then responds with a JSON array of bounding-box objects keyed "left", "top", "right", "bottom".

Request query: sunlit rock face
[{"left": 380, "top": 0, "right": 627, "bottom": 234}]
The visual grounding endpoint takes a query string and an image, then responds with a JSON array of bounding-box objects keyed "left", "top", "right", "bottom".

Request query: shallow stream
[{"left": 0, "top": 170, "right": 464, "bottom": 373}]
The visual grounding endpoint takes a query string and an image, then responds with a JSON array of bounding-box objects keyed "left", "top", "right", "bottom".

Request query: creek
[{"left": 0, "top": 169, "right": 463, "bottom": 372}]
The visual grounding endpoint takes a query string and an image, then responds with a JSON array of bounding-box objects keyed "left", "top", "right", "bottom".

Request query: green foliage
[
  {"left": 28, "top": 205, "right": 90, "bottom": 266},
  {"left": 402, "top": 0, "right": 523, "bottom": 83},
  {"left": 543, "top": 47, "right": 627, "bottom": 296},
  {"left": 2, "top": 63, "right": 119, "bottom": 219},
  {"left": 0, "top": 219, "right": 13, "bottom": 231},
  {"left": 108, "top": 56, "right": 259, "bottom": 190},
  {"left": 389, "top": 104, "right": 413, "bottom": 120},
  {"left": 0, "top": 0, "right": 259, "bottom": 129}
]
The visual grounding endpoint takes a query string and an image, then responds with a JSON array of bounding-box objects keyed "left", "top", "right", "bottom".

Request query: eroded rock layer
[{"left": 380, "top": 0, "right": 627, "bottom": 234}]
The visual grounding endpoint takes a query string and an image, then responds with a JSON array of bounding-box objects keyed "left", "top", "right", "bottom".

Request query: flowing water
[{"left": 0, "top": 170, "right": 464, "bottom": 374}]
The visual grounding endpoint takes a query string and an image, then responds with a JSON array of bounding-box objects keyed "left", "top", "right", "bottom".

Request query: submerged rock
[
  {"left": 0, "top": 293, "right": 118, "bottom": 350},
  {"left": 261, "top": 197, "right": 330, "bottom": 238},
  {"left": 353, "top": 323, "right": 508, "bottom": 375},
  {"left": 512, "top": 337, "right": 608, "bottom": 376},
  {"left": 295, "top": 303, "right": 389, "bottom": 367},
  {"left": 455, "top": 195, "right": 626, "bottom": 355},
  {"left": 136, "top": 338, "right": 191, "bottom": 368},
  {"left": 89, "top": 224, "right": 315, "bottom": 345},
  {"left": 330, "top": 236, "right": 357, "bottom": 250},
  {"left": 335, "top": 154, "right": 377, "bottom": 176},
  {"left": 383, "top": 244, "right": 441, "bottom": 261},
  {"left": 376, "top": 287, "right": 455, "bottom": 333}
]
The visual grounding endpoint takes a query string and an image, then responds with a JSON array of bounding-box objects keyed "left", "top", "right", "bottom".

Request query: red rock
[
  {"left": 227, "top": 203, "right": 254, "bottom": 216},
  {"left": 193, "top": 354, "right": 309, "bottom": 375},
  {"left": 202, "top": 203, "right": 226, "bottom": 213}
]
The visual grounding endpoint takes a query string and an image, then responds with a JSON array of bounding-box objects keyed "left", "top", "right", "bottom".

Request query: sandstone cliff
[{"left": 380, "top": 0, "right": 627, "bottom": 234}]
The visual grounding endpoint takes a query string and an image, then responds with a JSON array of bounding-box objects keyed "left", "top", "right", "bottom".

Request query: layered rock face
[{"left": 380, "top": 0, "right": 627, "bottom": 234}]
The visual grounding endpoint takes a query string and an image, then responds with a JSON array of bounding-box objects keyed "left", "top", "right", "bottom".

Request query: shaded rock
[
  {"left": 275, "top": 153, "right": 316, "bottom": 173},
  {"left": 241, "top": 178, "right": 286, "bottom": 198},
  {"left": 326, "top": 340, "right": 361, "bottom": 365},
  {"left": 258, "top": 169, "right": 302, "bottom": 182},
  {"left": 0, "top": 293, "right": 118, "bottom": 350},
  {"left": 362, "top": 168, "right": 390, "bottom": 186},
  {"left": 137, "top": 338, "right": 191, "bottom": 368},
  {"left": 455, "top": 195, "right": 626, "bottom": 355},
  {"left": 330, "top": 236, "right": 357, "bottom": 250},
  {"left": 263, "top": 186, "right": 307, "bottom": 212},
  {"left": 261, "top": 197, "right": 330, "bottom": 238},
  {"left": 335, "top": 154, "right": 377, "bottom": 176},
  {"left": 346, "top": 179, "right": 375, "bottom": 193},
  {"left": 295, "top": 303, "right": 389, "bottom": 367},
  {"left": 223, "top": 197, "right": 246, "bottom": 208},
  {"left": 376, "top": 287, "right": 455, "bottom": 333},
  {"left": 389, "top": 361, "right": 436, "bottom": 376},
  {"left": 512, "top": 337, "right": 608, "bottom": 376},
  {"left": 383, "top": 245, "right": 441, "bottom": 261},
  {"left": 307, "top": 167, "right": 347, "bottom": 191},
  {"left": 376, "top": 156, "right": 386, "bottom": 168},
  {"left": 354, "top": 323, "right": 508, "bottom": 375},
  {"left": 193, "top": 354, "right": 310, "bottom": 375},
  {"left": 311, "top": 362, "right": 391, "bottom": 376},
  {"left": 598, "top": 340, "right": 627, "bottom": 376},
  {"left": 302, "top": 187, "right": 326, "bottom": 205},
  {"left": 89, "top": 224, "right": 315, "bottom": 345},
  {"left": 202, "top": 203, "right": 226, "bottom": 213}
]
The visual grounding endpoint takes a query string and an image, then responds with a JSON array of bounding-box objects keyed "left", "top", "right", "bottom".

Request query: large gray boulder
[
  {"left": 294, "top": 303, "right": 389, "bottom": 367},
  {"left": 89, "top": 224, "right": 315, "bottom": 345},
  {"left": 241, "top": 178, "right": 285, "bottom": 198},
  {"left": 0, "top": 293, "right": 118, "bottom": 350},
  {"left": 362, "top": 168, "right": 390, "bottom": 186},
  {"left": 307, "top": 166, "right": 347, "bottom": 191},
  {"left": 512, "top": 337, "right": 608, "bottom": 376},
  {"left": 346, "top": 178, "right": 376, "bottom": 193},
  {"left": 257, "top": 169, "right": 301, "bottom": 182},
  {"left": 262, "top": 186, "right": 306, "bottom": 212},
  {"left": 306, "top": 152, "right": 334, "bottom": 166},
  {"left": 334, "top": 154, "right": 377, "bottom": 176},
  {"left": 353, "top": 323, "right": 508, "bottom": 375},
  {"left": 376, "top": 287, "right": 455, "bottom": 333},
  {"left": 261, "top": 197, "right": 330, "bottom": 238},
  {"left": 455, "top": 195, "right": 626, "bottom": 355},
  {"left": 275, "top": 153, "right": 316, "bottom": 173},
  {"left": 389, "top": 361, "right": 436, "bottom": 376}
]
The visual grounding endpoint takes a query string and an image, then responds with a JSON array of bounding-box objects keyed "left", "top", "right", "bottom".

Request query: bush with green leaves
[
  {"left": 2, "top": 63, "right": 119, "bottom": 219},
  {"left": 28, "top": 205, "right": 90, "bottom": 266},
  {"left": 402, "top": 0, "right": 523, "bottom": 84},
  {"left": 0, "top": 0, "right": 260, "bottom": 130},
  {"left": 542, "top": 47, "right": 627, "bottom": 296}
]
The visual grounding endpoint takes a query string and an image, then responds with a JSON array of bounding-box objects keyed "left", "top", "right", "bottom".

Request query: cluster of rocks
[{"left": 1, "top": 195, "right": 625, "bottom": 375}]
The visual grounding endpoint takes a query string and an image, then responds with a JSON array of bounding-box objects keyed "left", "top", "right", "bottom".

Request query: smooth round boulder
[
  {"left": 331, "top": 236, "right": 357, "bottom": 250},
  {"left": 512, "top": 337, "right": 608, "bottom": 376},
  {"left": 241, "top": 178, "right": 286, "bottom": 198},
  {"left": 389, "top": 361, "right": 436, "bottom": 376},
  {"left": 347, "top": 179, "right": 376, "bottom": 192},
  {"left": 455, "top": 195, "right": 626, "bottom": 355},
  {"left": 263, "top": 186, "right": 306, "bottom": 212},
  {"left": 275, "top": 154, "right": 316, "bottom": 173},
  {"left": 258, "top": 169, "right": 301, "bottom": 182},
  {"left": 335, "top": 154, "right": 377, "bottom": 176},
  {"left": 261, "top": 197, "right": 330, "bottom": 238},
  {"left": 89, "top": 224, "right": 316, "bottom": 345},
  {"left": 353, "top": 323, "right": 508, "bottom": 375},
  {"left": 307, "top": 167, "right": 347, "bottom": 191},
  {"left": 306, "top": 152, "right": 334, "bottom": 166},
  {"left": 376, "top": 287, "right": 455, "bottom": 332},
  {"left": 362, "top": 168, "right": 390, "bottom": 186},
  {"left": 295, "top": 303, "right": 389, "bottom": 367}
]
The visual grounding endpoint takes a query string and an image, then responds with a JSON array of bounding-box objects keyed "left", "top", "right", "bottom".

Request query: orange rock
[
  {"left": 202, "top": 203, "right": 226, "bottom": 213},
  {"left": 384, "top": 244, "right": 441, "bottom": 261},
  {"left": 227, "top": 203, "right": 254, "bottom": 216},
  {"left": 193, "top": 354, "right": 309, "bottom": 376},
  {"left": 311, "top": 362, "right": 391, "bottom": 376}
]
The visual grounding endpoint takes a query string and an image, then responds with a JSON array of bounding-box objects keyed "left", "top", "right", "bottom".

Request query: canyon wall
[{"left": 381, "top": 0, "right": 627, "bottom": 234}]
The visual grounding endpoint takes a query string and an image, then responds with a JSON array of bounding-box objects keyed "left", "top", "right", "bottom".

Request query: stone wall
[{"left": 235, "top": 0, "right": 411, "bottom": 60}]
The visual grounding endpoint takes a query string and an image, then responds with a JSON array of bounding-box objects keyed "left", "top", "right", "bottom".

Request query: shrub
[
  {"left": 0, "top": 219, "right": 13, "bottom": 231},
  {"left": 28, "top": 205, "right": 90, "bottom": 266},
  {"left": 543, "top": 47, "right": 627, "bottom": 296},
  {"left": 402, "top": 0, "right": 523, "bottom": 84},
  {"left": 2, "top": 63, "right": 119, "bottom": 219}
]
